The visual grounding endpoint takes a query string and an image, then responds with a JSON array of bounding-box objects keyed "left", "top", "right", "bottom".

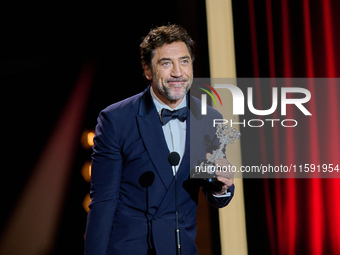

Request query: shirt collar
[{"left": 150, "top": 86, "right": 187, "bottom": 115}]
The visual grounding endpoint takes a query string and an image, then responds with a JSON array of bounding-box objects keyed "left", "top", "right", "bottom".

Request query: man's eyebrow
[
  {"left": 158, "top": 58, "right": 172, "bottom": 63},
  {"left": 179, "top": 56, "right": 190, "bottom": 60},
  {"left": 158, "top": 56, "right": 191, "bottom": 63}
]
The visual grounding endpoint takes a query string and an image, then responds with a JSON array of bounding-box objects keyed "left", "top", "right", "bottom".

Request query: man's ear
[{"left": 143, "top": 63, "right": 152, "bottom": 81}]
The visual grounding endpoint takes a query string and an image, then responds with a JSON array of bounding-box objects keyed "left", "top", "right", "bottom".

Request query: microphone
[
  {"left": 168, "top": 151, "right": 181, "bottom": 255},
  {"left": 168, "top": 151, "right": 180, "bottom": 167},
  {"left": 139, "top": 171, "right": 155, "bottom": 188},
  {"left": 139, "top": 171, "right": 155, "bottom": 255}
]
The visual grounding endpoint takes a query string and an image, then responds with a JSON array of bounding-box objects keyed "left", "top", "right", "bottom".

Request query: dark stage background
[
  {"left": 2, "top": 1, "right": 214, "bottom": 254},
  {"left": 233, "top": 0, "right": 340, "bottom": 255},
  {"left": 2, "top": 0, "right": 340, "bottom": 255}
]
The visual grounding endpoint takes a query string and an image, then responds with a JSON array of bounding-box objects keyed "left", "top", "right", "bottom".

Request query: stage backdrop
[{"left": 232, "top": 0, "right": 340, "bottom": 254}]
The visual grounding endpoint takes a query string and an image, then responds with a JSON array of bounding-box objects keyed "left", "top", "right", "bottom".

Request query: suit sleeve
[
  {"left": 84, "top": 110, "right": 123, "bottom": 255},
  {"left": 203, "top": 184, "right": 235, "bottom": 208}
]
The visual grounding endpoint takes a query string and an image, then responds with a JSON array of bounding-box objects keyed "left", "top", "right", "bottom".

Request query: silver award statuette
[{"left": 197, "top": 119, "right": 241, "bottom": 191}]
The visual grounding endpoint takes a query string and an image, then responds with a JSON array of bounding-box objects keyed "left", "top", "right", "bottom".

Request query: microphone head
[
  {"left": 139, "top": 171, "right": 155, "bottom": 188},
  {"left": 168, "top": 151, "right": 180, "bottom": 166}
]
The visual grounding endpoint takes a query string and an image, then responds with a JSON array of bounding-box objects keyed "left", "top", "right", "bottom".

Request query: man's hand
[{"left": 206, "top": 153, "right": 234, "bottom": 196}]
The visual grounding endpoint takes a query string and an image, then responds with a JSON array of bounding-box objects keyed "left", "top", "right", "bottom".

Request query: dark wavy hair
[{"left": 140, "top": 24, "right": 195, "bottom": 68}]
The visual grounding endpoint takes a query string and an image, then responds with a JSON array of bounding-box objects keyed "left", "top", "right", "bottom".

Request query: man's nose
[{"left": 171, "top": 62, "right": 183, "bottom": 77}]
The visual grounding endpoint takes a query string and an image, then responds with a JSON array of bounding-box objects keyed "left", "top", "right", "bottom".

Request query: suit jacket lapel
[
  {"left": 136, "top": 89, "right": 201, "bottom": 192},
  {"left": 151, "top": 93, "right": 202, "bottom": 217},
  {"left": 136, "top": 87, "right": 174, "bottom": 189}
]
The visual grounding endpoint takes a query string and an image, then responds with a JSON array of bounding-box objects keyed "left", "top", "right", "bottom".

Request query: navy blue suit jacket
[{"left": 84, "top": 86, "right": 235, "bottom": 255}]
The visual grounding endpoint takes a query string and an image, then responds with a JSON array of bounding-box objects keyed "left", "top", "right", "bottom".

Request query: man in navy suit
[{"left": 85, "top": 24, "right": 235, "bottom": 255}]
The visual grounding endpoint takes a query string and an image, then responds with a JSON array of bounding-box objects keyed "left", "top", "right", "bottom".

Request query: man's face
[{"left": 144, "top": 41, "right": 193, "bottom": 108}]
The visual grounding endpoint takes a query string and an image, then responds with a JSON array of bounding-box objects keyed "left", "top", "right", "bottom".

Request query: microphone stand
[
  {"left": 173, "top": 164, "right": 181, "bottom": 255},
  {"left": 168, "top": 152, "right": 181, "bottom": 255},
  {"left": 139, "top": 171, "right": 155, "bottom": 255}
]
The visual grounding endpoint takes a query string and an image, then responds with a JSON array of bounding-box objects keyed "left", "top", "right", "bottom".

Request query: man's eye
[
  {"left": 162, "top": 61, "right": 171, "bottom": 66},
  {"left": 181, "top": 59, "right": 189, "bottom": 64}
]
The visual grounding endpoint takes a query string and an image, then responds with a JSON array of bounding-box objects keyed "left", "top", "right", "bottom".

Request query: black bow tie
[{"left": 160, "top": 107, "right": 187, "bottom": 125}]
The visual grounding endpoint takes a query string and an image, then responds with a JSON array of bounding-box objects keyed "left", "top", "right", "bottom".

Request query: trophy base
[
  {"left": 191, "top": 171, "right": 223, "bottom": 192},
  {"left": 200, "top": 177, "right": 223, "bottom": 192}
]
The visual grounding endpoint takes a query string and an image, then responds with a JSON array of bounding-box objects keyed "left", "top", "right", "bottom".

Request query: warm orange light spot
[
  {"left": 81, "top": 161, "right": 91, "bottom": 183},
  {"left": 87, "top": 132, "right": 95, "bottom": 146},
  {"left": 81, "top": 130, "right": 95, "bottom": 149},
  {"left": 82, "top": 193, "right": 91, "bottom": 213}
]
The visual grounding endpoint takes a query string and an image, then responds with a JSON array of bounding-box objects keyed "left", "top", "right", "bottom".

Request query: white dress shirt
[{"left": 150, "top": 87, "right": 186, "bottom": 175}]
